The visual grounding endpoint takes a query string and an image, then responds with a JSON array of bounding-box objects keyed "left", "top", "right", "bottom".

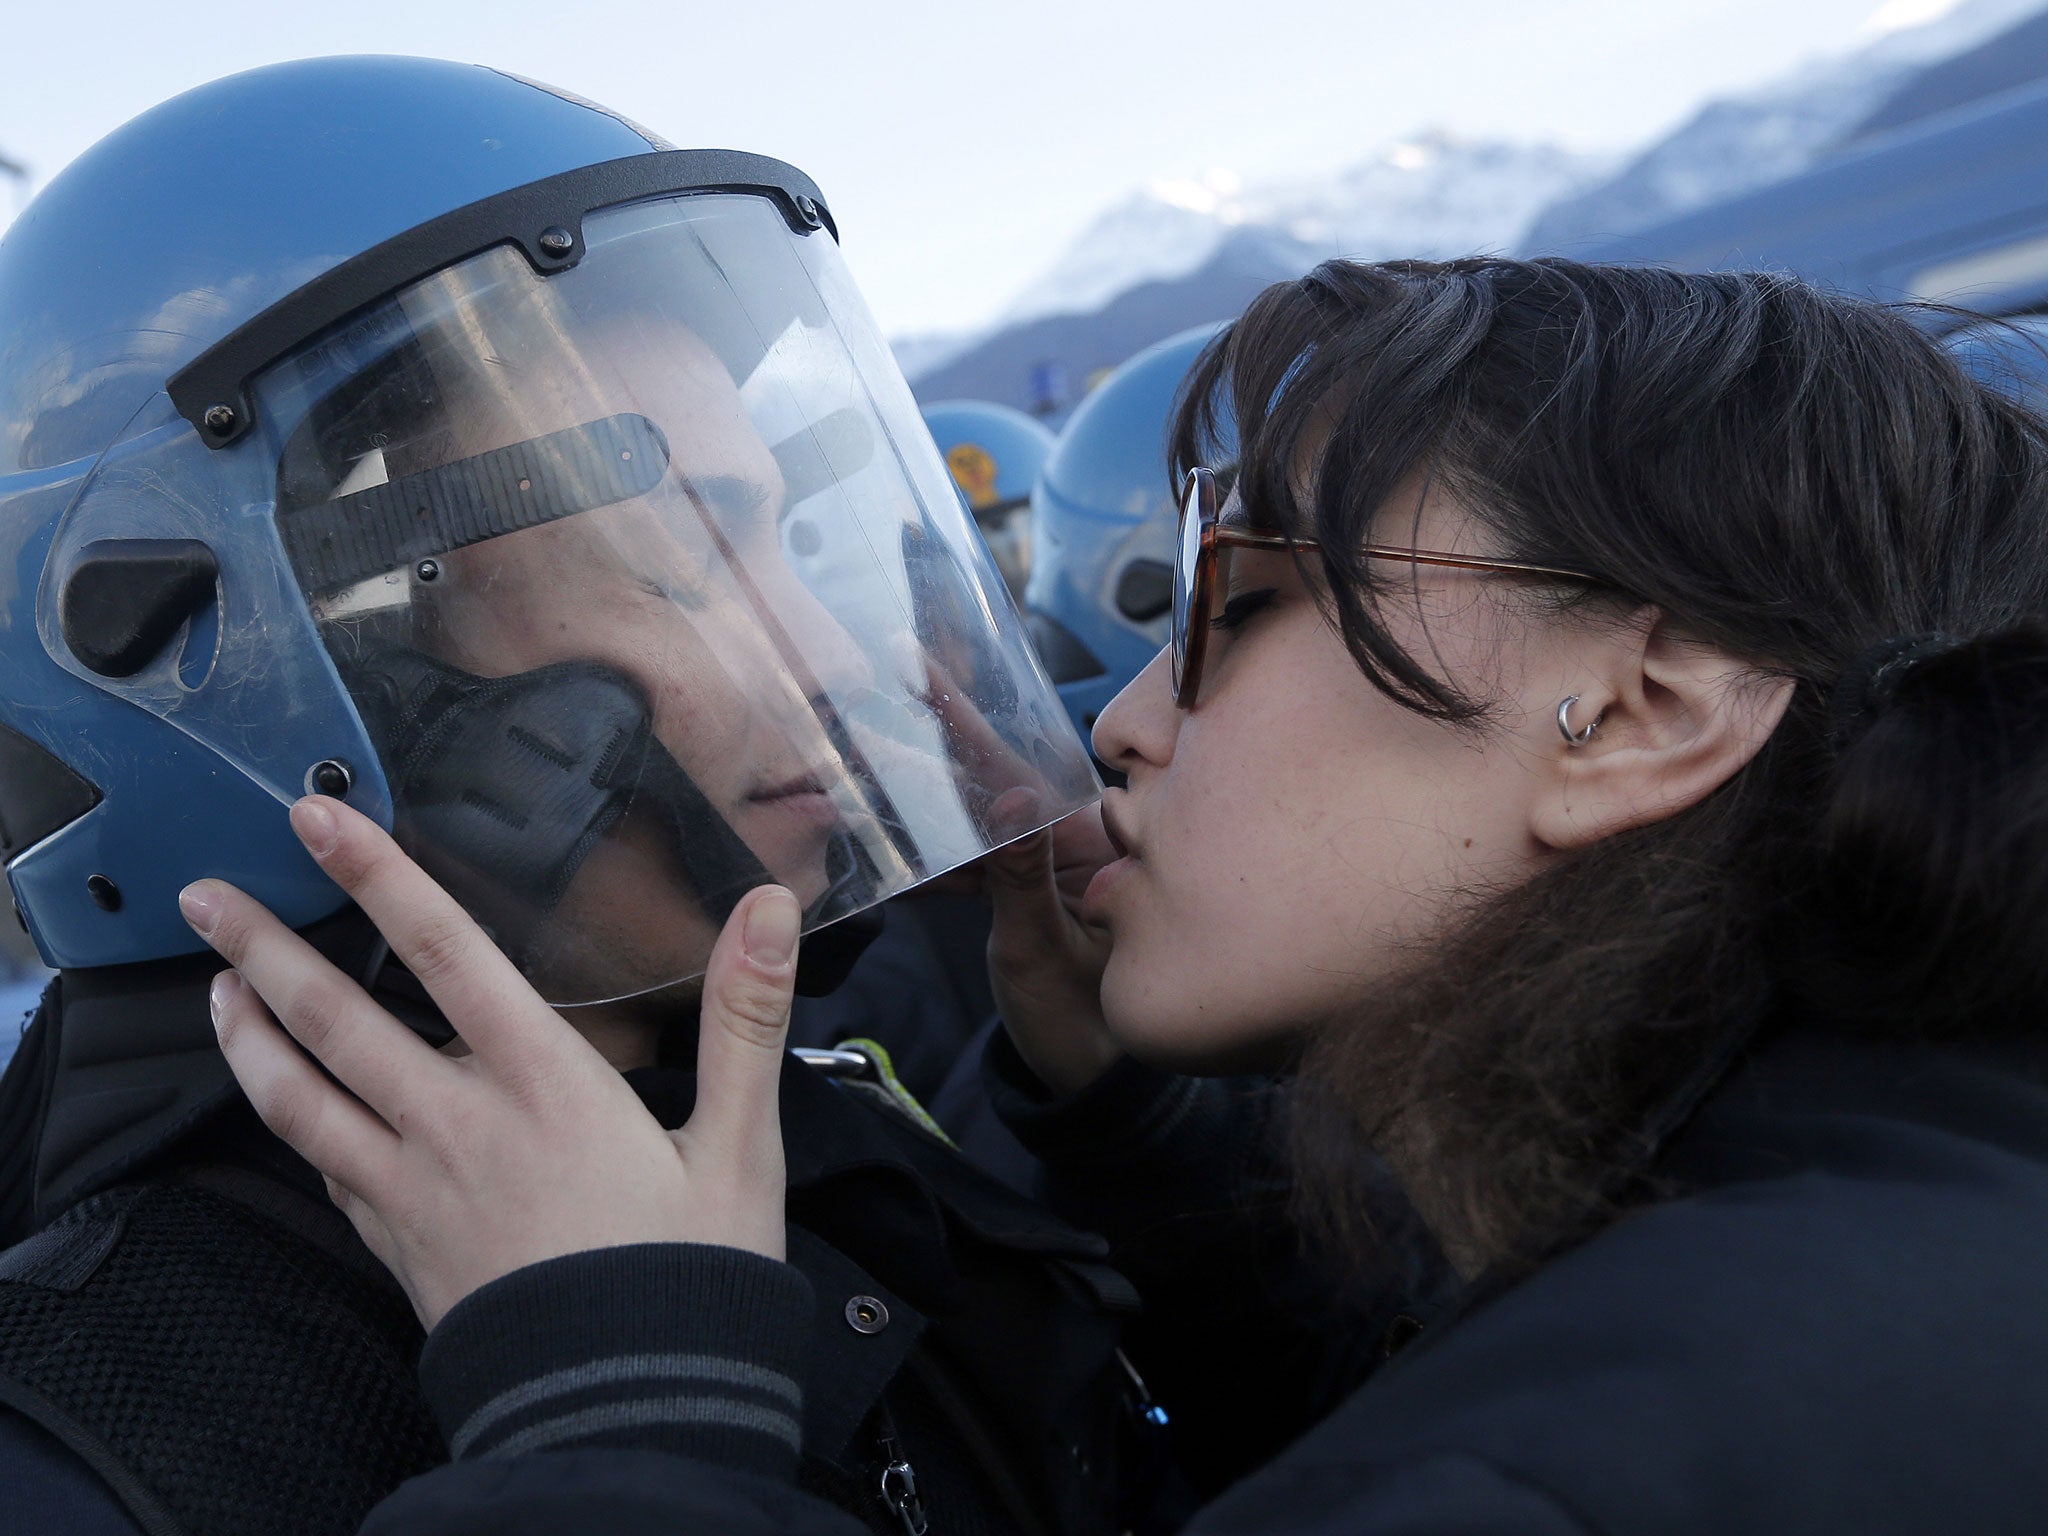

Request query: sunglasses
[{"left": 1171, "top": 466, "right": 1602, "bottom": 708}]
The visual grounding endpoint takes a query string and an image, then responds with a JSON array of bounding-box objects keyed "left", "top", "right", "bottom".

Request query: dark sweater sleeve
[
  {"left": 361, "top": 1243, "right": 865, "bottom": 1536},
  {"left": 984, "top": 1029, "right": 1457, "bottom": 1496}
]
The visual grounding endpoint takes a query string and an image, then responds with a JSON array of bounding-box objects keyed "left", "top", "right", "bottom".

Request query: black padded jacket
[
  {"left": 359, "top": 1024, "right": 2048, "bottom": 1536},
  {"left": 0, "top": 984, "right": 1152, "bottom": 1536}
]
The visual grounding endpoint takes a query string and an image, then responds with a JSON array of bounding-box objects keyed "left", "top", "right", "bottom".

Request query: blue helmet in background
[
  {"left": 919, "top": 400, "right": 1054, "bottom": 603},
  {"left": 1943, "top": 315, "right": 2048, "bottom": 415},
  {"left": 0, "top": 56, "right": 1097, "bottom": 999},
  {"left": 1024, "top": 323, "right": 1228, "bottom": 740}
]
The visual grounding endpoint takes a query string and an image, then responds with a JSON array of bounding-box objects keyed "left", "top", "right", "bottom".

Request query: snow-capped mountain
[
  {"left": 900, "top": 135, "right": 1612, "bottom": 395},
  {"left": 901, "top": 0, "right": 2048, "bottom": 410},
  {"left": 999, "top": 135, "right": 1614, "bottom": 333},
  {"left": 1523, "top": 0, "right": 2048, "bottom": 252}
]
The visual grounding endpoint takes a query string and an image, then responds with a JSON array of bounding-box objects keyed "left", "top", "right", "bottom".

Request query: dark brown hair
[{"left": 1169, "top": 258, "right": 2048, "bottom": 1271}]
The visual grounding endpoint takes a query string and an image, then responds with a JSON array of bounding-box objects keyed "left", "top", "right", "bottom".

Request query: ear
[{"left": 1529, "top": 607, "right": 1796, "bottom": 852}]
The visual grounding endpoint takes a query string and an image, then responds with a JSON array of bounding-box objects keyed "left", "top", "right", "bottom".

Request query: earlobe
[{"left": 1530, "top": 613, "right": 1796, "bottom": 852}]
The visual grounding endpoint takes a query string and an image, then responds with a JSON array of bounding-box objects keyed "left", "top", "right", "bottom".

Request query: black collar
[{"left": 626, "top": 1056, "right": 1109, "bottom": 1316}]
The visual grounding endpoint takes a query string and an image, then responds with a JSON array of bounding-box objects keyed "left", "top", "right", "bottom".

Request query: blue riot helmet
[
  {"left": 0, "top": 57, "right": 1097, "bottom": 1009},
  {"left": 920, "top": 400, "right": 1054, "bottom": 603},
  {"left": 1025, "top": 323, "right": 1229, "bottom": 740},
  {"left": 1944, "top": 316, "right": 2048, "bottom": 415}
]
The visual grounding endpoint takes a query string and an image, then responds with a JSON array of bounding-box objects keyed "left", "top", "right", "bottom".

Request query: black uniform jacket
[
  {"left": 360, "top": 1023, "right": 2048, "bottom": 1535},
  {"left": 0, "top": 1011, "right": 1142, "bottom": 1536}
]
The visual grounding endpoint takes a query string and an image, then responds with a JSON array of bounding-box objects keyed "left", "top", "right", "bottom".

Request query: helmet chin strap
[{"left": 339, "top": 642, "right": 881, "bottom": 999}]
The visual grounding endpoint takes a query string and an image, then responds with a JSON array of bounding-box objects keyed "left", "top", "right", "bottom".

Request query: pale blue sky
[{"left": 0, "top": 0, "right": 1947, "bottom": 335}]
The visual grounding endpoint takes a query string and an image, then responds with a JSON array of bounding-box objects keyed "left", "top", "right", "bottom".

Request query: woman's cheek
[
  {"left": 1101, "top": 945, "right": 1306, "bottom": 1074},
  {"left": 1096, "top": 871, "right": 1277, "bottom": 1067}
]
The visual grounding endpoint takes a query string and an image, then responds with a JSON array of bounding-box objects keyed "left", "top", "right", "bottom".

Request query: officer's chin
[
  {"left": 538, "top": 978, "right": 701, "bottom": 1074},
  {"left": 560, "top": 972, "right": 707, "bottom": 1031}
]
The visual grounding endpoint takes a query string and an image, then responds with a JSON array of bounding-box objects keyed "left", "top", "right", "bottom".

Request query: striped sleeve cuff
[{"left": 419, "top": 1243, "right": 815, "bottom": 1481}]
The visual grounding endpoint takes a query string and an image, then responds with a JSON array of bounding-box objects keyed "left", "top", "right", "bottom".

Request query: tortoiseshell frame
[{"left": 1171, "top": 466, "right": 1600, "bottom": 708}]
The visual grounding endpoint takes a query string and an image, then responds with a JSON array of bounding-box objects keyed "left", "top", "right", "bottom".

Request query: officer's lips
[{"left": 747, "top": 770, "right": 841, "bottom": 830}]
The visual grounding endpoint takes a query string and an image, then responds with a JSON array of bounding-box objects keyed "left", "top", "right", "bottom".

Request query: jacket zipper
[
  {"left": 902, "top": 1347, "right": 1060, "bottom": 1536},
  {"left": 875, "top": 1406, "right": 930, "bottom": 1536}
]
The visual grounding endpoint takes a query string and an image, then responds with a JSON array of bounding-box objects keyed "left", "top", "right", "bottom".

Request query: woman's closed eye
[{"left": 1211, "top": 587, "right": 1279, "bottom": 631}]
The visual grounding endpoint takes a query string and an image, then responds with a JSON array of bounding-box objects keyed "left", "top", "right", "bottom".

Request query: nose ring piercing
[{"left": 1557, "top": 695, "right": 1601, "bottom": 747}]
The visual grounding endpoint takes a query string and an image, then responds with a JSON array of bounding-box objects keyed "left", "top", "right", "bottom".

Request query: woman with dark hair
[{"left": 188, "top": 257, "right": 2048, "bottom": 1534}]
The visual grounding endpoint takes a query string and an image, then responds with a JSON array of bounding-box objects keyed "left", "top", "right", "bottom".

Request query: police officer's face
[{"left": 414, "top": 318, "right": 871, "bottom": 1005}]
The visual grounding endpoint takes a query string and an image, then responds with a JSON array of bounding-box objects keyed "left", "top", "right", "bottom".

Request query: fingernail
[
  {"left": 743, "top": 886, "right": 800, "bottom": 969},
  {"left": 209, "top": 971, "right": 242, "bottom": 1036},
  {"left": 292, "top": 796, "right": 339, "bottom": 856},
  {"left": 179, "top": 882, "right": 221, "bottom": 937}
]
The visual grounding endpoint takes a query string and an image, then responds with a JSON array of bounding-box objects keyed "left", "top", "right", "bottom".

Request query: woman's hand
[
  {"left": 179, "top": 794, "right": 799, "bottom": 1331},
  {"left": 984, "top": 804, "right": 1124, "bottom": 1095}
]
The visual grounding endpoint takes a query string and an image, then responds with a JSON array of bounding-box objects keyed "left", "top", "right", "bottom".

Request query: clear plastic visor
[{"left": 51, "top": 192, "right": 1098, "bottom": 1005}]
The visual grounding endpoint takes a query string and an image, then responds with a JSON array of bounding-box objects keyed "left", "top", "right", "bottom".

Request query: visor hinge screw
[
  {"left": 537, "top": 226, "right": 575, "bottom": 258},
  {"left": 307, "top": 759, "right": 354, "bottom": 799},
  {"left": 795, "top": 195, "right": 823, "bottom": 229},
  {"left": 414, "top": 559, "right": 441, "bottom": 583},
  {"left": 86, "top": 875, "right": 122, "bottom": 913},
  {"left": 202, "top": 404, "right": 238, "bottom": 437}
]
